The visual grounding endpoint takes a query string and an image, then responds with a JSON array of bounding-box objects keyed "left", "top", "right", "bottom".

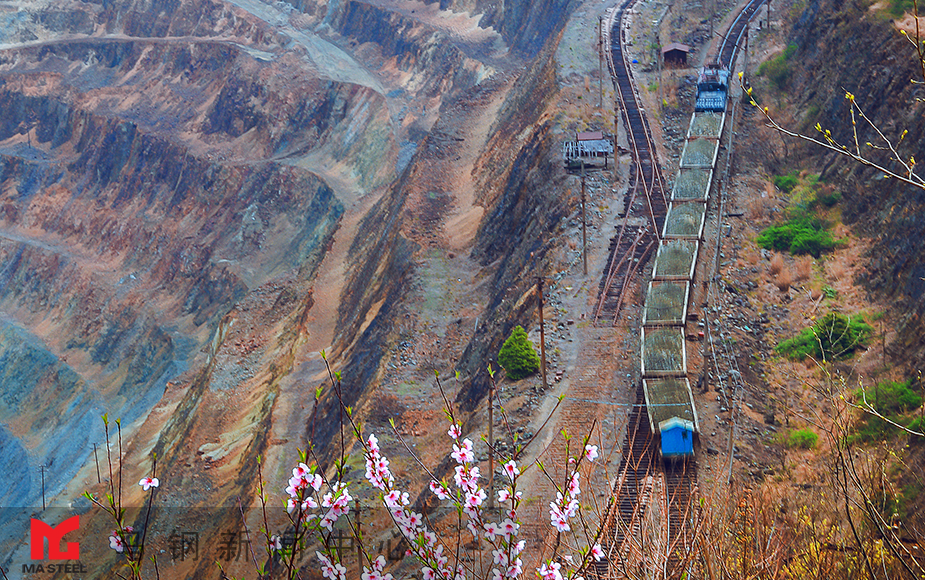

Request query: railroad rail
[
  {"left": 594, "top": 0, "right": 669, "bottom": 325},
  {"left": 590, "top": 0, "right": 766, "bottom": 576},
  {"left": 718, "top": 0, "right": 766, "bottom": 68}
]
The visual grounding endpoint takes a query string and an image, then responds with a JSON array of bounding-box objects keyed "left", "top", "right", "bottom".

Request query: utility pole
[
  {"left": 356, "top": 499, "right": 363, "bottom": 567},
  {"left": 93, "top": 443, "right": 101, "bottom": 483},
  {"left": 710, "top": 0, "right": 714, "bottom": 48},
  {"left": 742, "top": 25, "right": 749, "bottom": 89},
  {"left": 598, "top": 16, "right": 604, "bottom": 110},
  {"left": 657, "top": 29, "right": 663, "bottom": 108},
  {"left": 487, "top": 382, "right": 494, "bottom": 510},
  {"left": 537, "top": 276, "right": 548, "bottom": 390},
  {"left": 654, "top": 5, "right": 670, "bottom": 110},
  {"left": 581, "top": 161, "right": 588, "bottom": 276}
]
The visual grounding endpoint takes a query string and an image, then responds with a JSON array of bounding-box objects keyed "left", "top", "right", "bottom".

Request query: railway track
[
  {"left": 718, "top": 0, "right": 766, "bottom": 68},
  {"left": 594, "top": 0, "right": 668, "bottom": 325},
  {"left": 590, "top": 0, "right": 767, "bottom": 576},
  {"left": 594, "top": 383, "right": 656, "bottom": 576},
  {"left": 594, "top": 387, "right": 699, "bottom": 578}
]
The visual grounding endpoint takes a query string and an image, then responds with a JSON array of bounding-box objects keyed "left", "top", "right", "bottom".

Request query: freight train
[{"left": 642, "top": 63, "right": 731, "bottom": 458}]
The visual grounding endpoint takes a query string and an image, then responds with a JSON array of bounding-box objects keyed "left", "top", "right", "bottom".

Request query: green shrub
[
  {"left": 775, "top": 327, "right": 819, "bottom": 360},
  {"left": 773, "top": 172, "right": 799, "bottom": 193},
  {"left": 907, "top": 416, "right": 925, "bottom": 434},
  {"left": 758, "top": 44, "right": 797, "bottom": 90},
  {"left": 775, "top": 312, "right": 872, "bottom": 361},
  {"left": 888, "top": 0, "right": 914, "bottom": 16},
  {"left": 787, "top": 428, "right": 819, "bottom": 449},
  {"left": 756, "top": 215, "right": 838, "bottom": 257},
  {"left": 858, "top": 380, "right": 922, "bottom": 415},
  {"left": 789, "top": 229, "right": 838, "bottom": 257},
  {"left": 817, "top": 190, "right": 842, "bottom": 207},
  {"left": 850, "top": 380, "right": 923, "bottom": 444},
  {"left": 498, "top": 326, "right": 540, "bottom": 380}
]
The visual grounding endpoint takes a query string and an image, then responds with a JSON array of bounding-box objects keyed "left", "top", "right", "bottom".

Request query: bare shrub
[
  {"left": 769, "top": 253, "right": 785, "bottom": 276},
  {"left": 795, "top": 255, "right": 813, "bottom": 281},
  {"left": 828, "top": 259, "right": 850, "bottom": 281},
  {"left": 775, "top": 268, "right": 793, "bottom": 292},
  {"left": 810, "top": 284, "right": 823, "bottom": 300},
  {"left": 746, "top": 195, "right": 769, "bottom": 222}
]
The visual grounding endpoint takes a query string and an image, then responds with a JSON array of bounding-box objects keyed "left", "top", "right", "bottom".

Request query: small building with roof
[{"left": 661, "top": 43, "right": 691, "bottom": 67}]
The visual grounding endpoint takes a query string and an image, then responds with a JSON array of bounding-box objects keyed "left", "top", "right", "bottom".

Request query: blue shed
[{"left": 658, "top": 417, "right": 695, "bottom": 457}]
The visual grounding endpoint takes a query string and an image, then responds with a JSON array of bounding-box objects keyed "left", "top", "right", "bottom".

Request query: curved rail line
[
  {"left": 594, "top": 0, "right": 669, "bottom": 325},
  {"left": 718, "top": 0, "right": 766, "bottom": 68},
  {"left": 591, "top": 0, "right": 766, "bottom": 576}
]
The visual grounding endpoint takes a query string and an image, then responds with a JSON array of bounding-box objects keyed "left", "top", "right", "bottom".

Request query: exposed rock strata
[{"left": 0, "top": 0, "right": 581, "bottom": 574}]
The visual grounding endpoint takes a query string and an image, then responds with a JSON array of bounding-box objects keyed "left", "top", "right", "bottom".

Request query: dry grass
[
  {"left": 775, "top": 268, "right": 793, "bottom": 292},
  {"left": 809, "top": 283, "right": 823, "bottom": 300},
  {"left": 828, "top": 259, "right": 850, "bottom": 281},
  {"left": 746, "top": 195, "right": 770, "bottom": 222},
  {"left": 769, "top": 253, "right": 785, "bottom": 276},
  {"left": 795, "top": 256, "right": 813, "bottom": 281}
]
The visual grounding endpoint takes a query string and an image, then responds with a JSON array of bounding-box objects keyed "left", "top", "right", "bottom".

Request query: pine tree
[{"left": 498, "top": 325, "right": 540, "bottom": 380}]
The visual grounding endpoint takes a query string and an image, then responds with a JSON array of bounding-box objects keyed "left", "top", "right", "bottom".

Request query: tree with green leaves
[{"left": 498, "top": 325, "right": 540, "bottom": 380}]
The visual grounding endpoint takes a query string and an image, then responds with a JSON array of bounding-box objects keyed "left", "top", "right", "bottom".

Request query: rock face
[
  {"left": 0, "top": 0, "right": 579, "bottom": 573},
  {"left": 781, "top": 0, "right": 925, "bottom": 365}
]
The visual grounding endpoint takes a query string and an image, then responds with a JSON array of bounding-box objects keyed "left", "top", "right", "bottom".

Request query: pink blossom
[
  {"left": 591, "top": 543, "right": 604, "bottom": 561},
  {"left": 362, "top": 555, "right": 393, "bottom": 580},
  {"left": 483, "top": 522, "right": 499, "bottom": 541},
  {"left": 270, "top": 535, "right": 283, "bottom": 551},
  {"left": 368, "top": 434, "right": 380, "bottom": 452},
  {"left": 539, "top": 562, "right": 563, "bottom": 580},
  {"left": 492, "top": 548, "right": 508, "bottom": 566},
  {"left": 292, "top": 462, "right": 310, "bottom": 478},
  {"left": 429, "top": 480, "right": 450, "bottom": 500},
  {"left": 584, "top": 444, "right": 599, "bottom": 462},
  {"left": 549, "top": 502, "right": 571, "bottom": 531},
  {"left": 109, "top": 534, "right": 124, "bottom": 553},
  {"left": 447, "top": 424, "right": 461, "bottom": 439},
  {"left": 499, "top": 518, "right": 519, "bottom": 538},
  {"left": 138, "top": 476, "right": 159, "bottom": 491},
  {"left": 465, "top": 489, "right": 486, "bottom": 509},
  {"left": 551, "top": 515, "right": 570, "bottom": 532},
  {"left": 383, "top": 490, "right": 409, "bottom": 508},
  {"left": 453, "top": 465, "right": 480, "bottom": 493},
  {"left": 503, "top": 460, "right": 519, "bottom": 481},
  {"left": 451, "top": 439, "right": 474, "bottom": 463},
  {"left": 316, "top": 551, "right": 347, "bottom": 580},
  {"left": 497, "top": 489, "right": 511, "bottom": 502},
  {"left": 365, "top": 449, "right": 393, "bottom": 490},
  {"left": 310, "top": 473, "right": 323, "bottom": 491}
]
